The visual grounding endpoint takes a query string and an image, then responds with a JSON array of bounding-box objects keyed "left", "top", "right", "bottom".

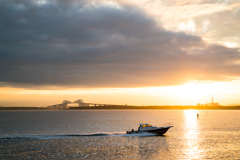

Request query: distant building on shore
[
  {"left": 197, "top": 95, "right": 219, "bottom": 107},
  {"left": 197, "top": 103, "right": 204, "bottom": 107},
  {"left": 205, "top": 95, "right": 219, "bottom": 106}
]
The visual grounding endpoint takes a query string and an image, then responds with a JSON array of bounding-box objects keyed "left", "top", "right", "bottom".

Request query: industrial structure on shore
[
  {"left": 206, "top": 94, "right": 219, "bottom": 106},
  {"left": 197, "top": 95, "right": 219, "bottom": 107}
]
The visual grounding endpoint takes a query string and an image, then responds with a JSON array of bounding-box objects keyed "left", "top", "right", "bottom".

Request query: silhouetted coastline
[
  {"left": 1, "top": 105, "right": 240, "bottom": 110},
  {"left": 0, "top": 107, "right": 46, "bottom": 110},
  {"left": 69, "top": 105, "right": 240, "bottom": 110}
]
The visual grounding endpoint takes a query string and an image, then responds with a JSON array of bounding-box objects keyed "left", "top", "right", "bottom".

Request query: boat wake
[{"left": 0, "top": 132, "right": 159, "bottom": 140}]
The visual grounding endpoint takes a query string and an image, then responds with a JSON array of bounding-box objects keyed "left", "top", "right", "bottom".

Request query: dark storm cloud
[{"left": 0, "top": 0, "right": 240, "bottom": 88}]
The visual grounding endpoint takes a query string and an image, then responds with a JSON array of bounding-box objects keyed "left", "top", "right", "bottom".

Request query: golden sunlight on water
[{"left": 182, "top": 110, "right": 204, "bottom": 159}]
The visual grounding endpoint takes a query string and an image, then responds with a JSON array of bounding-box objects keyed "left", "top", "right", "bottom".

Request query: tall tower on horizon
[
  {"left": 205, "top": 94, "right": 219, "bottom": 106},
  {"left": 210, "top": 94, "right": 219, "bottom": 106}
]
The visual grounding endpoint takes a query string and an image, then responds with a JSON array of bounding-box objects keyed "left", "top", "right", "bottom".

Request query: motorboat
[{"left": 126, "top": 123, "right": 173, "bottom": 135}]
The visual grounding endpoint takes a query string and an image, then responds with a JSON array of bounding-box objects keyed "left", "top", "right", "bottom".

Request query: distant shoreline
[
  {"left": 0, "top": 107, "right": 46, "bottom": 110},
  {"left": 1, "top": 105, "right": 240, "bottom": 110}
]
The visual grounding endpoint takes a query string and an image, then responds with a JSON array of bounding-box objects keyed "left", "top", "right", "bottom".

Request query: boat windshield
[{"left": 141, "top": 124, "right": 152, "bottom": 127}]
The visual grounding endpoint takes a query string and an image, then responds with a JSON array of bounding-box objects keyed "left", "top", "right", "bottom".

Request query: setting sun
[{"left": 1, "top": 80, "right": 240, "bottom": 106}]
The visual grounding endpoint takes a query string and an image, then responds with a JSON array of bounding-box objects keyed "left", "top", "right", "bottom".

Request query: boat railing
[{"left": 162, "top": 122, "right": 173, "bottom": 127}]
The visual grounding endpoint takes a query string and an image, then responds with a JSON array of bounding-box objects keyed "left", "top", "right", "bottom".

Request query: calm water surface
[{"left": 0, "top": 110, "right": 240, "bottom": 159}]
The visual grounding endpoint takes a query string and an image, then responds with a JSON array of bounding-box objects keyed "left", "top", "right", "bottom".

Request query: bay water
[{"left": 0, "top": 110, "right": 240, "bottom": 159}]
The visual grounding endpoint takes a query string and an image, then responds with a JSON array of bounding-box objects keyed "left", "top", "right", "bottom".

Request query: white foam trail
[{"left": 0, "top": 132, "right": 159, "bottom": 140}]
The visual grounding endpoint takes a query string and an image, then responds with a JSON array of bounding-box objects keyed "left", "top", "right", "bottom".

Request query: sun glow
[
  {"left": 169, "top": 82, "right": 216, "bottom": 99},
  {"left": 140, "top": 80, "right": 240, "bottom": 105},
  {"left": 1, "top": 80, "right": 240, "bottom": 106}
]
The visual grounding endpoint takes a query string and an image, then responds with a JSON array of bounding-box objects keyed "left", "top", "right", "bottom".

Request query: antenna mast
[{"left": 211, "top": 94, "right": 214, "bottom": 103}]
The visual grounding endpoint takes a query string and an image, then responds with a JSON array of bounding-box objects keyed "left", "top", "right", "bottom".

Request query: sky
[{"left": 0, "top": 0, "right": 240, "bottom": 106}]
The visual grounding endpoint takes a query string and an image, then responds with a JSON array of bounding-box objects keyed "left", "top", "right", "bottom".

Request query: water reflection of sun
[
  {"left": 184, "top": 110, "right": 198, "bottom": 121},
  {"left": 183, "top": 110, "right": 203, "bottom": 159}
]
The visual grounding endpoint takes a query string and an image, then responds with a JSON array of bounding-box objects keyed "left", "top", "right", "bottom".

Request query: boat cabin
[
  {"left": 138, "top": 123, "right": 158, "bottom": 131},
  {"left": 126, "top": 122, "right": 173, "bottom": 135}
]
